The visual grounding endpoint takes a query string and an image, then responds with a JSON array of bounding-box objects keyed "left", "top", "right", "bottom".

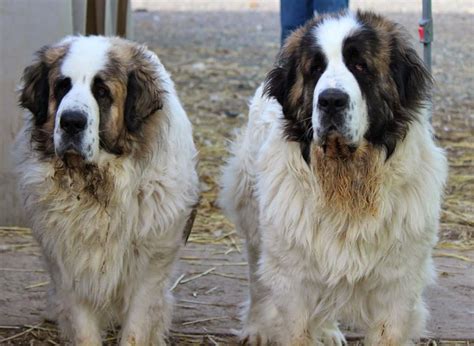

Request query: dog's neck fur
[{"left": 310, "top": 137, "right": 385, "bottom": 219}]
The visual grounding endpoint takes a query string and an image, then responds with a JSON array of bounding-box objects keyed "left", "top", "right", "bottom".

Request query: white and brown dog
[
  {"left": 15, "top": 36, "right": 199, "bottom": 345},
  {"left": 220, "top": 11, "right": 447, "bottom": 345}
]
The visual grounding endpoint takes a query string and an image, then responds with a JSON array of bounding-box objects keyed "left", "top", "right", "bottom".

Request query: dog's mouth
[
  {"left": 318, "top": 129, "right": 357, "bottom": 159},
  {"left": 61, "top": 151, "right": 86, "bottom": 168},
  {"left": 56, "top": 143, "right": 86, "bottom": 168}
]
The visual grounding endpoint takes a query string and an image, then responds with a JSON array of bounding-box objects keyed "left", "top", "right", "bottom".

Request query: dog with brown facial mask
[
  {"left": 220, "top": 11, "right": 447, "bottom": 346},
  {"left": 15, "top": 36, "right": 199, "bottom": 345}
]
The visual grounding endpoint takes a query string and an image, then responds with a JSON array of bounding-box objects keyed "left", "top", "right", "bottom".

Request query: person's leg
[
  {"left": 313, "top": 0, "right": 349, "bottom": 15},
  {"left": 280, "top": 0, "right": 312, "bottom": 44}
]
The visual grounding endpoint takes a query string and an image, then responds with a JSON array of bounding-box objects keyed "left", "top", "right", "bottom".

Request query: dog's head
[
  {"left": 19, "top": 36, "right": 165, "bottom": 166},
  {"left": 265, "top": 11, "right": 432, "bottom": 160}
]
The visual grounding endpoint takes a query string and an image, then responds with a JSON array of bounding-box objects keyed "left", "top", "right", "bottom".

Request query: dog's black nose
[
  {"left": 318, "top": 88, "right": 349, "bottom": 113},
  {"left": 60, "top": 111, "right": 87, "bottom": 135}
]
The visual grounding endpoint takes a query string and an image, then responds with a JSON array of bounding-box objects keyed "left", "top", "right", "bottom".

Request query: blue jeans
[{"left": 281, "top": 0, "right": 349, "bottom": 44}]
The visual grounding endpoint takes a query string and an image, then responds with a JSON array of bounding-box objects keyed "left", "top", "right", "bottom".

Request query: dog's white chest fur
[{"left": 19, "top": 158, "right": 186, "bottom": 309}]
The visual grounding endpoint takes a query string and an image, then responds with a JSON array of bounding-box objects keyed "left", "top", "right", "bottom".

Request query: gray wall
[{"left": 0, "top": 0, "right": 73, "bottom": 226}]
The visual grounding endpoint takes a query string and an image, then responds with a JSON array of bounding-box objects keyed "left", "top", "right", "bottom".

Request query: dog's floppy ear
[
  {"left": 19, "top": 47, "right": 51, "bottom": 126},
  {"left": 124, "top": 49, "right": 164, "bottom": 133},
  {"left": 264, "top": 62, "right": 292, "bottom": 109},
  {"left": 390, "top": 33, "right": 432, "bottom": 111},
  {"left": 264, "top": 43, "right": 299, "bottom": 116}
]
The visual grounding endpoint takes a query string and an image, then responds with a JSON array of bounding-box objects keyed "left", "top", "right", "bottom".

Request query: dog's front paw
[
  {"left": 238, "top": 325, "right": 270, "bottom": 345},
  {"left": 313, "top": 322, "right": 346, "bottom": 346}
]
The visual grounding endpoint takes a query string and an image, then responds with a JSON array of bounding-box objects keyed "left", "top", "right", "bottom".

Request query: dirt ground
[{"left": 1, "top": 3, "right": 473, "bottom": 345}]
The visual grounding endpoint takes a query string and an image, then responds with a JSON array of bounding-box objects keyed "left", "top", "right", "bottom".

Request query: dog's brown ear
[
  {"left": 390, "top": 32, "right": 433, "bottom": 111},
  {"left": 19, "top": 47, "right": 51, "bottom": 126},
  {"left": 124, "top": 48, "right": 164, "bottom": 132}
]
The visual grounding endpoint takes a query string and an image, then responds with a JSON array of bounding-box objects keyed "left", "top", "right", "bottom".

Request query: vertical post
[
  {"left": 86, "top": 0, "right": 106, "bottom": 35},
  {"left": 419, "top": 0, "right": 433, "bottom": 73},
  {"left": 419, "top": 0, "right": 433, "bottom": 121},
  {"left": 116, "top": 0, "right": 129, "bottom": 37}
]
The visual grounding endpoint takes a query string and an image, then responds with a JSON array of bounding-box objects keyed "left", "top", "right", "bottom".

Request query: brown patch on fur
[
  {"left": 95, "top": 40, "right": 166, "bottom": 161},
  {"left": 99, "top": 77, "right": 127, "bottom": 151},
  {"left": 52, "top": 159, "right": 113, "bottom": 207},
  {"left": 288, "top": 73, "right": 305, "bottom": 107},
  {"left": 282, "top": 25, "right": 305, "bottom": 55},
  {"left": 31, "top": 101, "right": 57, "bottom": 156},
  {"left": 282, "top": 29, "right": 311, "bottom": 113},
  {"left": 21, "top": 43, "right": 70, "bottom": 158},
  {"left": 311, "top": 136, "right": 384, "bottom": 218}
]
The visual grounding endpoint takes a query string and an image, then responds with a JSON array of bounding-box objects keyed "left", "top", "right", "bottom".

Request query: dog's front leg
[
  {"left": 256, "top": 255, "right": 314, "bottom": 346},
  {"left": 365, "top": 280, "right": 428, "bottom": 346},
  {"left": 119, "top": 247, "right": 179, "bottom": 346},
  {"left": 54, "top": 289, "right": 102, "bottom": 346}
]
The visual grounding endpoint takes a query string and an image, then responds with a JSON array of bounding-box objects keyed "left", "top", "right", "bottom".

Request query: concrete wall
[{"left": 0, "top": 0, "right": 73, "bottom": 226}]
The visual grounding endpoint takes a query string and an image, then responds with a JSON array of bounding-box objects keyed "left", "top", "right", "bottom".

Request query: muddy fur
[{"left": 311, "top": 135, "right": 384, "bottom": 218}]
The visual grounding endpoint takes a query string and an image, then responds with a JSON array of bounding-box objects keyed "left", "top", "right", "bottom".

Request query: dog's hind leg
[
  {"left": 239, "top": 240, "right": 277, "bottom": 345},
  {"left": 219, "top": 144, "right": 272, "bottom": 343}
]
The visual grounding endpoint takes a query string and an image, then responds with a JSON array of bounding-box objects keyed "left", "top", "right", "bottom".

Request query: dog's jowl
[
  {"left": 15, "top": 36, "right": 200, "bottom": 345},
  {"left": 220, "top": 11, "right": 448, "bottom": 345}
]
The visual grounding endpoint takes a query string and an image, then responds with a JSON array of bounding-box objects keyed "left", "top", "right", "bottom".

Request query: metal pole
[
  {"left": 419, "top": 0, "right": 433, "bottom": 73},
  {"left": 419, "top": 0, "right": 433, "bottom": 121}
]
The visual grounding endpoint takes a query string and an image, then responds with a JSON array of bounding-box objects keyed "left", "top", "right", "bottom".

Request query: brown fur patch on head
[
  {"left": 94, "top": 39, "right": 166, "bottom": 160},
  {"left": 93, "top": 57, "right": 128, "bottom": 155},
  {"left": 20, "top": 43, "right": 70, "bottom": 158},
  {"left": 264, "top": 14, "right": 333, "bottom": 148},
  {"left": 266, "top": 11, "right": 432, "bottom": 164},
  {"left": 348, "top": 11, "right": 433, "bottom": 158},
  {"left": 311, "top": 138, "right": 384, "bottom": 218}
]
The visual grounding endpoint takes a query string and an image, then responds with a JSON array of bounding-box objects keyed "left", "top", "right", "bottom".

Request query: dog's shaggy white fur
[
  {"left": 220, "top": 12, "right": 448, "bottom": 345},
  {"left": 15, "top": 36, "right": 199, "bottom": 345}
]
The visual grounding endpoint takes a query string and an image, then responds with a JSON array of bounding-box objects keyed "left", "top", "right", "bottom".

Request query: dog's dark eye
[
  {"left": 96, "top": 86, "right": 108, "bottom": 98},
  {"left": 352, "top": 62, "right": 368, "bottom": 73},
  {"left": 311, "top": 54, "right": 326, "bottom": 76},
  {"left": 54, "top": 77, "right": 71, "bottom": 101},
  {"left": 92, "top": 78, "right": 110, "bottom": 100},
  {"left": 312, "top": 61, "right": 326, "bottom": 76},
  {"left": 313, "top": 65, "right": 323, "bottom": 74}
]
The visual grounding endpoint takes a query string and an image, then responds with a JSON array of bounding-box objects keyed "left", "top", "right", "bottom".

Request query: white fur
[
  {"left": 220, "top": 80, "right": 447, "bottom": 344},
  {"left": 312, "top": 14, "right": 368, "bottom": 144},
  {"left": 15, "top": 37, "right": 200, "bottom": 345},
  {"left": 55, "top": 36, "right": 111, "bottom": 162}
]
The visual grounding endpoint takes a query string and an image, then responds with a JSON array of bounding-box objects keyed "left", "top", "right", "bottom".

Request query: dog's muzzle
[
  {"left": 56, "top": 110, "right": 88, "bottom": 160},
  {"left": 317, "top": 88, "right": 349, "bottom": 136}
]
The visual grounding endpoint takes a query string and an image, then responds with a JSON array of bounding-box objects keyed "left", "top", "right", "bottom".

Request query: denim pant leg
[
  {"left": 280, "top": 0, "right": 313, "bottom": 44},
  {"left": 313, "top": 0, "right": 349, "bottom": 15}
]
